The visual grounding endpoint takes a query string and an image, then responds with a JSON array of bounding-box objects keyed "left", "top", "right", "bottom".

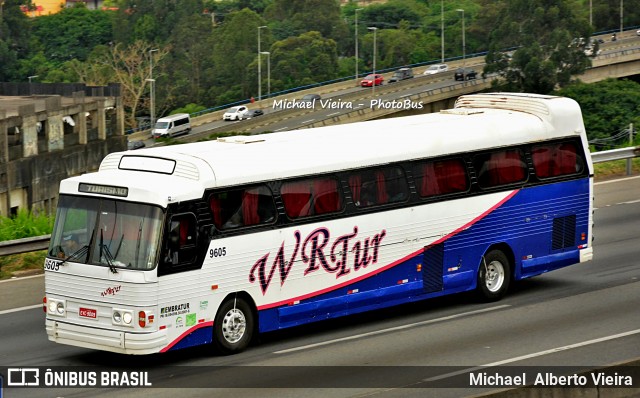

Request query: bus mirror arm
[{"left": 169, "top": 233, "right": 180, "bottom": 250}]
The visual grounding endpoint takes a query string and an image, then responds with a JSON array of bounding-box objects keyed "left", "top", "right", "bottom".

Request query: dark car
[
  {"left": 127, "top": 140, "right": 145, "bottom": 150},
  {"left": 244, "top": 109, "right": 264, "bottom": 119},
  {"left": 301, "top": 94, "right": 321, "bottom": 102},
  {"left": 454, "top": 68, "right": 477, "bottom": 81},
  {"left": 388, "top": 67, "right": 414, "bottom": 83}
]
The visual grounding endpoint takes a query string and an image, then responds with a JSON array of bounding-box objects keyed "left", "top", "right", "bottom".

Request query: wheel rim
[
  {"left": 221, "top": 308, "right": 246, "bottom": 344},
  {"left": 484, "top": 260, "right": 505, "bottom": 293}
]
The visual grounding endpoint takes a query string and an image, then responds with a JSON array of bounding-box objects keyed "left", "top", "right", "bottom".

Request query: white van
[{"left": 152, "top": 113, "right": 191, "bottom": 138}]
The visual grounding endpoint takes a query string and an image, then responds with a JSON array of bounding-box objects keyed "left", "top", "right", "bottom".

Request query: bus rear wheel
[
  {"left": 476, "top": 250, "right": 511, "bottom": 301},
  {"left": 213, "top": 297, "right": 254, "bottom": 355}
]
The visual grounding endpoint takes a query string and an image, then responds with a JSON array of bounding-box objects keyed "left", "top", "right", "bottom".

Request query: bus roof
[{"left": 61, "top": 93, "right": 588, "bottom": 207}]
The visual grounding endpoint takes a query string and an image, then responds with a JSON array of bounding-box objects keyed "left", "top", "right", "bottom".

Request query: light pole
[
  {"left": 355, "top": 8, "right": 363, "bottom": 82},
  {"left": 260, "top": 51, "right": 271, "bottom": 99},
  {"left": 441, "top": 0, "right": 444, "bottom": 63},
  {"left": 368, "top": 27, "right": 378, "bottom": 96},
  {"left": 457, "top": 9, "right": 466, "bottom": 64},
  {"left": 0, "top": 1, "right": 5, "bottom": 39},
  {"left": 258, "top": 25, "right": 267, "bottom": 101},
  {"left": 620, "top": 0, "right": 623, "bottom": 33},
  {"left": 28, "top": 75, "right": 38, "bottom": 95},
  {"left": 149, "top": 48, "right": 158, "bottom": 130}
]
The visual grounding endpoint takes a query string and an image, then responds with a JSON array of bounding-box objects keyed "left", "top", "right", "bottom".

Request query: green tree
[
  {"left": 262, "top": 31, "right": 339, "bottom": 90},
  {"left": 265, "top": 0, "right": 347, "bottom": 42},
  {"left": 482, "top": 0, "right": 592, "bottom": 94},
  {"left": 208, "top": 8, "right": 266, "bottom": 102},
  {"left": 556, "top": 79, "right": 640, "bottom": 147},
  {"left": 112, "top": 0, "right": 205, "bottom": 45},
  {"left": 162, "top": 13, "right": 215, "bottom": 112},
  {"left": 0, "top": 0, "right": 32, "bottom": 80},
  {"left": 30, "top": 4, "right": 114, "bottom": 65},
  {"left": 359, "top": 1, "right": 423, "bottom": 28}
]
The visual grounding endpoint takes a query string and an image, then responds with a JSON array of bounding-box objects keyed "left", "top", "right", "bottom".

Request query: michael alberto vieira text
[{"left": 470, "top": 372, "right": 633, "bottom": 387}]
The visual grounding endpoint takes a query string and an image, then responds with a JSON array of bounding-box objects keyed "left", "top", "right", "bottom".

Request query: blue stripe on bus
[
  {"left": 258, "top": 178, "right": 590, "bottom": 333},
  {"left": 162, "top": 322, "right": 213, "bottom": 352}
]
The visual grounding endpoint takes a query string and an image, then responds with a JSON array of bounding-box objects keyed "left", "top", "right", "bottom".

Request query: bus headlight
[
  {"left": 112, "top": 309, "right": 134, "bottom": 327},
  {"left": 47, "top": 299, "right": 66, "bottom": 317}
]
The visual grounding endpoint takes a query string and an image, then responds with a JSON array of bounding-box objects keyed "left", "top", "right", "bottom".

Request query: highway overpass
[{"left": 129, "top": 31, "right": 640, "bottom": 144}]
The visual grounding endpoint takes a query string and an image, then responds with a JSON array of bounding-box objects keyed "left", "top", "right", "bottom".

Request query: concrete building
[{"left": 0, "top": 82, "right": 125, "bottom": 217}]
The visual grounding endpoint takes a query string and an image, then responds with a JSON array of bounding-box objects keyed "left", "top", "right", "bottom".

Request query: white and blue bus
[{"left": 44, "top": 93, "right": 593, "bottom": 355}]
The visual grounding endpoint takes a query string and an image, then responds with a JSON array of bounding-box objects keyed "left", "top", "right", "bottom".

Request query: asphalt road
[{"left": 1, "top": 176, "right": 639, "bottom": 397}]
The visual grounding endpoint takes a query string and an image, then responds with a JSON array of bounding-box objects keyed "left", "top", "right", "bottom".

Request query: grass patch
[
  {"left": 0, "top": 209, "right": 53, "bottom": 241},
  {"left": 593, "top": 158, "right": 640, "bottom": 180},
  {"left": 0, "top": 250, "right": 46, "bottom": 280}
]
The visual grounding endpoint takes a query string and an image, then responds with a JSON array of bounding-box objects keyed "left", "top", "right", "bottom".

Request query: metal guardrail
[
  {"left": 0, "top": 235, "right": 50, "bottom": 257},
  {"left": 591, "top": 146, "right": 640, "bottom": 163},
  {"left": 0, "top": 146, "right": 638, "bottom": 257}
]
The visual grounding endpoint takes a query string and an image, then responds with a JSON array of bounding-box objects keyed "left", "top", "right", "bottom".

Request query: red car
[{"left": 360, "top": 74, "right": 384, "bottom": 87}]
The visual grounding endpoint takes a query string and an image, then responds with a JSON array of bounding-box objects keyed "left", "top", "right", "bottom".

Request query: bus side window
[
  {"left": 532, "top": 142, "right": 583, "bottom": 178},
  {"left": 414, "top": 158, "right": 469, "bottom": 197},
  {"left": 474, "top": 149, "right": 527, "bottom": 188},
  {"left": 165, "top": 213, "right": 197, "bottom": 265},
  {"left": 281, "top": 177, "right": 343, "bottom": 219},
  {"left": 209, "top": 185, "right": 276, "bottom": 230},
  {"left": 350, "top": 166, "right": 408, "bottom": 207}
]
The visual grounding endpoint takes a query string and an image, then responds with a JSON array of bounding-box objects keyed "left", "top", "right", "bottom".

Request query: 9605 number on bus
[
  {"left": 209, "top": 247, "right": 226, "bottom": 258},
  {"left": 44, "top": 258, "right": 61, "bottom": 272}
]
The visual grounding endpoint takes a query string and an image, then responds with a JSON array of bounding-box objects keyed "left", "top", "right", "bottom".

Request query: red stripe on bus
[{"left": 160, "top": 321, "right": 214, "bottom": 353}]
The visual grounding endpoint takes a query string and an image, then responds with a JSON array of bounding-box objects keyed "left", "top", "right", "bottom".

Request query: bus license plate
[{"left": 79, "top": 307, "right": 97, "bottom": 319}]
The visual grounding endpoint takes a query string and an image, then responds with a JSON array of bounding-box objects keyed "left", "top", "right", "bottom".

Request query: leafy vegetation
[
  {"left": 0, "top": 209, "right": 53, "bottom": 241},
  {"left": 0, "top": 209, "right": 52, "bottom": 279},
  {"left": 555, "top": 79, "right": 640, "bottom": 149}
]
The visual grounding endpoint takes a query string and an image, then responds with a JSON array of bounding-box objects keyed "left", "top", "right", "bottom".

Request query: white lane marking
[
  {"left": 424, "top": 328, "right": 640, "bottom": 382},
  {"left": 0, "top": 273, "right": 43, "bottom": 284},
  {"left": 594, "top": 175, "right": 640, "bottom": 186},
  {"left": 302, "top": 119, "right": 315, "bottom": 124},
  {"left": 274, "top": 305, "right": 510, "bottom": 354},
  {"left": 0, "top": 304, "right": 42, "bottom": 315}
]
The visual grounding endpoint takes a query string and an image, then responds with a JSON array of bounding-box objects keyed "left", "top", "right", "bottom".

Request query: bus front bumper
[{"left": 46, "top": 319, "right": 168, "bottom": 355}]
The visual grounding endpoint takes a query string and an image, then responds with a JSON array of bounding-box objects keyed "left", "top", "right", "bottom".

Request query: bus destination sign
[{"left": 78, "top": 183, "right": 129, "bottom": 197}]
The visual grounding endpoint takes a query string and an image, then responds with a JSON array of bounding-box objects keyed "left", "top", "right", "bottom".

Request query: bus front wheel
[
  {"left": 476, "top": 250, "right": 511, "bottom": 301},
  {"left": 213, "top": 297, "right": 254, "bottom": 355}
]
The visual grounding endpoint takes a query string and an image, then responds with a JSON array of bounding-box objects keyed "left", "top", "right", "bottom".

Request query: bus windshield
[{"left": 48, "top": 195, "right": 164, "bottom": 271}]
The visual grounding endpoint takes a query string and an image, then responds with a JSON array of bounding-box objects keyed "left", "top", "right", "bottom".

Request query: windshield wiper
[
  {"left": 100, "top": 229, "right": 118, "bottom": 274},
  {"left": 133, "top": 219, "right": 144, "bottom": 268}
]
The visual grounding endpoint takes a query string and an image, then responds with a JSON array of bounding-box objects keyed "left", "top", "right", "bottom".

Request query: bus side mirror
[{"left": 168, "top": 221, "right": 181, "bottom": 250}]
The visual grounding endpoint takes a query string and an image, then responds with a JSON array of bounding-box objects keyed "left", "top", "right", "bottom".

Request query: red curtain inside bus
[
  {"left": 487, "top": 150, "right": 526, "bottom": 186},
  {"left": 281, "top": 181, "right": 312, "bottom": 218},
  {"left": 313, "top": 178, "right": 341, "bottom": 215},
  {"left": 532, "top": 142, "right": 578, "bottom": 178},
  {"left": 418, "top": 159, "right": 468, "bottom": 197},
  {"left": 242, "top": 190, "right": 261, "bottom": 225}
]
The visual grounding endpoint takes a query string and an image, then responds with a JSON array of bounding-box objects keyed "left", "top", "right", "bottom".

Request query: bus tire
[
  {"left": 212, "top": 297, "right": 254, "bottom": 355},
  {"left": 476, "top": 250, "right": 510, "bottom": 301}
]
